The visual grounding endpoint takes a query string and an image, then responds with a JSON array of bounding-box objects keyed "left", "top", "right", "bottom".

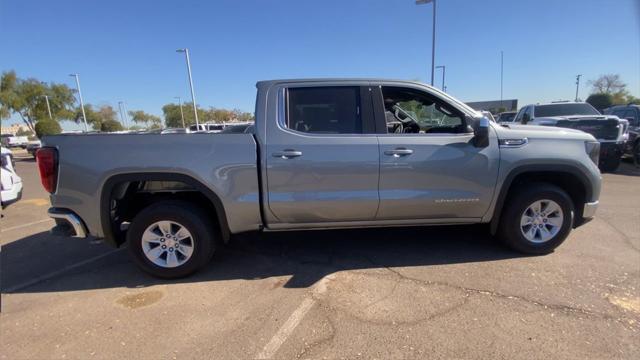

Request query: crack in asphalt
[
  {"left": 595, "top": 216, "right": 640, "bottom": 253},
  {"left": 361, "top": 254, "right": 623, "bottom": 322}
]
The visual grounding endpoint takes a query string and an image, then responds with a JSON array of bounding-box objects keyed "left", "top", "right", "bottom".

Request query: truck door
[
  {"left": 264, "top": 85, "right": 380, "bottom": 224},
  {"left": 372, "top": 85, "right": 499, "bottom": 220}
]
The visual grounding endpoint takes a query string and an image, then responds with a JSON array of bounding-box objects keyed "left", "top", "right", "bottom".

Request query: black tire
[
  {"left": 599, "top": 155, "right": 621, "bottom": 173},
  {"left": 633, "top": 141, "right": 640, "bottom": 167},
  {"left": 498, "top": 183, "right": 574, "bottom": 255},
  {"left": 126, "top": 200, "right": 216, "bottom": 278}
]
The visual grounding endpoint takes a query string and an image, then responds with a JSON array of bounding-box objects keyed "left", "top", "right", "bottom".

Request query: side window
[
  {"left": 286, "top": 87, "right": 362, "bottom": 134},
  {"left": 522, "top": 106, "right": 532, "bottom": 124},
  {"left": 624, "top": 109, "right": 639, "bottom": 126},
  {"left": 380, "top": 86, "right": 465, "bottom": 134},
  {"left": 514, "top": 108, "right": 524, "bottom": 123}
]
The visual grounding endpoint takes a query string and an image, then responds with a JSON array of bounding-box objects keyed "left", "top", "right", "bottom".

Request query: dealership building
[{"left": 466, "top": 99, "right": 518, "bottom": 114}]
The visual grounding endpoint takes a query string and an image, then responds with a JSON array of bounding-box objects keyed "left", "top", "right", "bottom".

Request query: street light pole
[
  {"left": 416, "top": 0, "right": 437, "bottom": 86},
  {"left": 69, "top": 74, "right": 88, "bottom": 131},
  {"left": 176, "top": 48, "right": 199, "bottom": 129},
  {"left": 575, "top": 74, "right": 582, "bottom": 102},
  {"left": 43, "top": 95, "right": 53, "bottom": 120},
  {"left": 435, "top": 65, "right": 446, "bottom": 92},
  {"left": 500, "top": 51, "right": 504, "bottom": 107},
  {"left": 118, "top": 101, "right": 126, "bottom": 128},
  {"left": 174, "top": 96, "right": 185, "bottom": 128}
]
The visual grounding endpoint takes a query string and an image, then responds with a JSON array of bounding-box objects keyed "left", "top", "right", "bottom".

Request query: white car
[{"left": 1, "top": 147, "right": 23, "bottom": 209}]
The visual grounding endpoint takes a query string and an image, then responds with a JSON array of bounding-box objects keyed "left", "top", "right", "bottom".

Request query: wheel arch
[
  {"left": 100, "top": 172, "right": 231, "bottom": 247},
  {"left": 490, "top": 165, "right": 592, "bottom": 235}
]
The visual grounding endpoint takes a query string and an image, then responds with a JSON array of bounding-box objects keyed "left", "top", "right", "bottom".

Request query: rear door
[
  {"left": 372, "top": 84, "right": 499, "bottom": 220},
  {"left": 264, "top": 84, "right": 380, "bottom": 224}
]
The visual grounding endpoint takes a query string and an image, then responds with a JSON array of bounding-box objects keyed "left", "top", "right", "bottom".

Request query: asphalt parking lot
[{"left": 1, "top": 154, "right": 639, "bottom": 359}]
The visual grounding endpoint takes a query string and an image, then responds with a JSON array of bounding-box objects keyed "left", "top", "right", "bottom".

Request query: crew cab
[
  {"left": 37, "top": 79, "right": 602, "bottom": 278},
  {"left": 513, "top": 102, "right": 629, "bottom": 172}
]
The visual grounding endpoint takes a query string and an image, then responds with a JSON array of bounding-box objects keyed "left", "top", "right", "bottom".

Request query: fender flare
[
  {"left": 100, "top": 172, "right": 230, "bottom": 247},
  {"left": 489, "top": 164, "right": 593, "bottom": 235}
]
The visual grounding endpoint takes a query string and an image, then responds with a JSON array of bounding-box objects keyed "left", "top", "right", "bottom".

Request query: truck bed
[{"left": 43, "top": 133, "right": 262, "bottom": 238}]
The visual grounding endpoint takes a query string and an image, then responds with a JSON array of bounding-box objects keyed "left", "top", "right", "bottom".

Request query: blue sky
[{"left": 1, "top": 0, "right": 639, "bottom": 129}]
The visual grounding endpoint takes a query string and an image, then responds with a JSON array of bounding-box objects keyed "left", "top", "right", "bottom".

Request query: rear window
[
  {"left": 534, "top": 103, "right": 600, "bottom": 117},
  {"left": 286, "top": 87, "right": 362, "bottom": 134}
]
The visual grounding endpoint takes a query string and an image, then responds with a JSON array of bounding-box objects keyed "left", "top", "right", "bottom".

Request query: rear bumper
[
  {"left": 1, "top": 183, "right": 23, "bottom": 209},
  {"left": 48, "top": 208, "right": 88, "bottom": 238},
  {"left": 583, "top": 201, "right": 599, "bottom": 219}
]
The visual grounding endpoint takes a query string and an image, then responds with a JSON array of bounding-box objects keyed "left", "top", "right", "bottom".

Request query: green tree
[
  {"left": 16, "top": 128, "right": 34, "bottom": 137},
  {"left": 75, "top": 104, "right": 123, "bottom": 131},
  {"left": 162, "top": 103, "right": 206, "bottom": 128},
  {"left": 586, "top": 93, "right": 613, "bottom": 112},
  {"left": 34, "top": 119, "right": 62, "bottom": 137},
  {"left": 128, "top": 110, "right": 162, "bottom": 128},
  {"left": 0, "top": 70, "right": 76, "bottom": 131},
  {"left": 100, "top": 119, "right": 124, "bottom": 132}
]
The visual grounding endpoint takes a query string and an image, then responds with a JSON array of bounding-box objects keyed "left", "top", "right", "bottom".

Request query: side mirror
[{"left": 473, "top": 117, "right": 490, "bottom": 148}]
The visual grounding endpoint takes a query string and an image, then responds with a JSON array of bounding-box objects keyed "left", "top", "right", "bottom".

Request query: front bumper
[
  {"left": 583, "top": 201, "right": 599, "bottom": 219},
  {"left": 48, "top": 208, "right": 88, "bottom": 238},
  {"left": 599, "top": 141, "right": 624, "bottom": 160}
]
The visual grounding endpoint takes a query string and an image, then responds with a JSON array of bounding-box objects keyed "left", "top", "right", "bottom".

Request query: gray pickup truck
[{"left": 38, "top": 79, "right": 602, "bottom": 278}]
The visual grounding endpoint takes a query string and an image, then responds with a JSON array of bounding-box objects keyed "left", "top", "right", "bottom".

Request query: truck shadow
[{"left": 1, "top": 225, "right": 528, "bottom": 294}]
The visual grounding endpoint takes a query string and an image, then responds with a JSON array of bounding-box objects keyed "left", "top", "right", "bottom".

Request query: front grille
[{"left": 555, "top": 119, "right": 619, "bottom": 140}]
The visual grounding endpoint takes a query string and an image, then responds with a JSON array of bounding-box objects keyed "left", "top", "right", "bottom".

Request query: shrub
[{"left": 34, "top": 119, "right": 62, "bottom": 138}]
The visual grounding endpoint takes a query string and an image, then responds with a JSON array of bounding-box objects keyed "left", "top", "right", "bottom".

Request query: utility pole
[
  {"left": 174, "top": 96, "right": 185, "bottom": 128},
  {"left": 575, "top": 74, "right": 582, "bottom": 102}
]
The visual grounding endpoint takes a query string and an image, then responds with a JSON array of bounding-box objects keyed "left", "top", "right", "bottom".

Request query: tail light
[{"left": 36, "top": 147, "right": 58, "bottom": 193}]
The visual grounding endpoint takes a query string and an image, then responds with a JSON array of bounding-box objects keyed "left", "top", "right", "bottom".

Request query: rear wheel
[
  {"left": 127, "top": 200, "right": 216, "bottom": 278},
  {"left": 498, "top": 183, "right": 574, "bottom": 254}
]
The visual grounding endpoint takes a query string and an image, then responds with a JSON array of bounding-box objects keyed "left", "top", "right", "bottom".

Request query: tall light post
[
  {"left": 69, "top": 74, "right": 88, "bottom": 131},
  {"left": 500, "top": 51, "right": 504, "bottom": 108},
  {"left": 435, "top": 65, "right": 446, "bottom": 92},
  {"left": 575, "top": 74, "right": 582, "bottom": 102},
  {"left": 42, "top": 95, "right": 53, "bottom": 119},
  {"left": 118, "top": 101, "right": 127, "bottom": 128},
  {"left": 174, "top": 96, "right": 185, "bottom": 128},
  {"left": 416, "top": 0, "right": 437, "bottom": 86},
  {"left": 176, "top": 48, "right": 199, "bottom": 128}
]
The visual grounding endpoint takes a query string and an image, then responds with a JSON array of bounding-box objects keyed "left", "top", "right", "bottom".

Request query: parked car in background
[
  {"left": 514, "top": 102, "right": 629, "bottom": 172},
  {"left": 188, "top": 123, "right": 226, "bottom": 133},
  {"left": 1, "top": 146, "right": 23, "bottom": 209},
  {"left": 39, "top": 79, "right": 602, "bottom": 278},
  {"left": 27, "top": 140, "right": 41, "bottom": 158},
  {"left": 604, "top": 104, "right": 640, "bottom": 164},
  {"left": 496, "top": 111, "right": 517, "bottom": 123},
  {"left": 220, "top": 122, "right": 254, "bottom": 133},
  {"left": 480, "top": 111, "right": 495, "bottom": 122},
  {"left": 160, "top": 128, "right": 188, "bottom": 135},
  {"left": 0, "top": 134, "right": 29, "bottom": 148}
]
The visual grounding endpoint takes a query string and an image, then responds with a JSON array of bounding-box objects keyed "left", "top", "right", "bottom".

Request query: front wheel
[
  {"left": 127, "top": 200, "right": 216, "bottom": 278},
  {"left": 498, "top": 183, "right": 574, "bottom": 254},
  {"left": 599, "top": 155, "right": 621, "bottom": 173}
]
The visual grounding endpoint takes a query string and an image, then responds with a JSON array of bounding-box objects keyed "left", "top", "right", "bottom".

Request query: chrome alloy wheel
[
  {"left": 520, "top": 199, "right": 564, "bottom": 243},
  {"left": 141, "top": 221, "right": 194, "bottom": 268}
]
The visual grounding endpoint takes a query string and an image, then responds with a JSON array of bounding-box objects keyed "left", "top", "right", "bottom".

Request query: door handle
[
  {"left": 384, "top": 148, "right": 414, "bottom": 157},
  {"left": 272, "top": 149, "right": 303, "bottom": 159}
]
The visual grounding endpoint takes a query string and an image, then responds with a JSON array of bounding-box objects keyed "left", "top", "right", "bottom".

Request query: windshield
[
  {"left": 534, "top": 103, "right": 600, "bottom": 117},
  {"left": 499, "top": 113, "right": 516, "bottom": 122}
]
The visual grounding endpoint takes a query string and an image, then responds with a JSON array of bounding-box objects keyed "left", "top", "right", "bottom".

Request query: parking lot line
[
  {"left": 255, "top": 275, "right": 333, "bottom": 359},
  {"left": 3, "top": 248, "right": 124, "bottom": 293},
  {"left": 0, "top": 218, "right": 53, "bottom": 233},
  {"left": 256, "top": 297, "right": 316, "bottom": 359}
]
